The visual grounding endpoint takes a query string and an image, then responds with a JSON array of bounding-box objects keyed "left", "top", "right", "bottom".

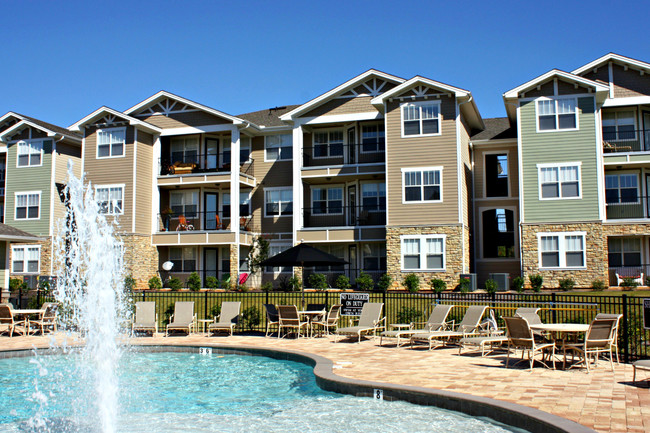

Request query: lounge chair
[
  {"left": 131, "top": 302, "right": 158, "bottom": 335},
  {"left": 312, "top": 304, "right": 342, "bottom": 336},
  {"left": 0, "top": 304, "right": 26, "bottom": 337},
  {"left": 208, "top": 301, "right": 240, "bottom": 336},
  {"left": 277, "top": 305, "right": 309, "bottom": 338},
  {"left": 30, "top": 302, "right": 58, "bottom": 335},
  {"left": 504, "top": 316, "right": 556, "bottom": 371},
  {"left": 410, "top": 305, "right": 488, "bottom": 350},
  {"left": 633, "top": 359, "right": 650, "bottom": 383},
  {"left": 335, "top": 302, "right": 385, "bottom": 343},
  {"left": 595, "top": 313, "right": 622, "bottom": 363},
  {"left": 563, "top": 316, "right": 617, "bottom": 372},
  {"left": 263, "top": 304, "right": 279, "bottom": 337},
  {"left": 380, "top": 304, "right": 454, "bottom": 347},
  {"left": 165, "top": 302, "right": 196, "bottom": 336}
]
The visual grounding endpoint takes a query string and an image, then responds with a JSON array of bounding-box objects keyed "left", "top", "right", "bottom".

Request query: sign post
[{"left": 643, "top": 298, "right": 650, "bottom": 330}]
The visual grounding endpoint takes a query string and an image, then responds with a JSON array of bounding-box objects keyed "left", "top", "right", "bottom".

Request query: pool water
[{"left": 0, "top": 351, "right": 526, "bottom": 433}]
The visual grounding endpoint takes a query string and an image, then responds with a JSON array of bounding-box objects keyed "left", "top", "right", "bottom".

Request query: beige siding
[
  {"left": 52, "top": 141, "right": 82, "bottom": 232},
  {"left": 302, "top": 96, "right": 377, "bottom": 117},
  {"left": 385, "top": 96, "right": 459, "bottom": 225},
  {"left": 460, "top": 117, "right": 471, "bottom": 227},
  {"left": 135, "top": 131, "right": 154, "bottom": 234},
  {"left": 612, "top": 63, "right": 650, "bottom": 98},
  {"left": 473, "top": 143, "right": 519, "bottom": 200},
  {"left": 136, "top": 111, "right": 230, "bottom": 129}
]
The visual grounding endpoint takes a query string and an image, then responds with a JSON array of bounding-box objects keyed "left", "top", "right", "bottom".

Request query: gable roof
[
  {"left": 572, "top": 52, "right": 650, "bottom": 76},
  {"left": 470, "top": 117, "right": 516, "bottom": 141},
  {"left": 236, "top": 105, "right": 299, "bottom": 128},
  {"left": 503, "top": 69, "right": 610, "bottom": 100},
  {"left": 279, "top": 69, "right": 406, "bottom": 121},
  {"left": 0, "top": 223, "right": 43, "bottom": 242},
  {"left": 69, "top": 106, "right": 162, "bottom": 134},
  {"left": 123, "top": 90, "right": 247, "bottom": 126},
  {"left": 0, "top": 118, "right": 82, "bottom": 143}
]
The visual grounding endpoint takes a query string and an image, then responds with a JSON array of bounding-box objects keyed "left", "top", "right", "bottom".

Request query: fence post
[
  {"left": 325, "top": 291, "right": 329, "bottom": 308},
  {"left": 204, "top": 290, "right": 208, "bottom": 320},
  {"left": 265, "top": 290, "right": 269, "bottom": 306},
  {"left": 551, "top": 292, "right": 557, "bottom": 323},
  {"left": 622, "top": 294, "right": 629, "bottom": 364}
]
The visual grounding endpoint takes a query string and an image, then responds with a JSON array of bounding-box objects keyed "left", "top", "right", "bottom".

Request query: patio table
[
  {"left": 529, "top": 323, "right": 589, "bottom": 367},
  {"left": 299, "top": 310, "right": 326, "bottom": 338},
  {"left": 11, "top": 309, "right": 46, "bottom": 336}
]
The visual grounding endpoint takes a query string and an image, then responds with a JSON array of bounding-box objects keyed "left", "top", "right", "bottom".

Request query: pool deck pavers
[{"left": 1, "top": 332, "right": 648, "bottom": 433}]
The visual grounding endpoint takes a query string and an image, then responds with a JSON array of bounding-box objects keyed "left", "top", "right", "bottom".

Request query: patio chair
[
  {"left": 504, "top": 316, "right": 556, "bottom": 371},
  {"left": 208, "top": 301, "right": 240, "bottom": 336},
  {"left": 131, "top": 302, "right": 158, "bottom": 335},
  {"left": 312, "top": 304, "right": 342, "bottom": 336},
  {"left": 30, "top": 302, "right": 58, "bottom": 335},
  {"left": 0, "top": 304, "right": 26, "bottom": 337},
  {"left": 277, "top": 305, "right": 309, "bottom": 339},
  {"left": 165, "top": 302, "right": 196, "bottom": 336},
  {"left": 595, "top": 313, "right": 622, "bottom": 363},
  {"left": 515, "top": 307, "right": 546, "bottom": 339},
  {"left": 380, "top": 304, "right": 454, "bottom": 347},
  {"left": 263, "top": 304, "right": 280, "bottom": 337},
  {"left": 632, "top": 359, "right": 650, "bottom": 383},
  {"left": 335, "top": 302, "right": 385, "bottom": 343},
  {"left": 563, "top": 316, "right": 617, "bottom": 372},
  {"left": 305, "top": 303, "right": 326, "bottom": 321},
  {"left": 410, "top": 305, "right": 488, "bottom": 350}
]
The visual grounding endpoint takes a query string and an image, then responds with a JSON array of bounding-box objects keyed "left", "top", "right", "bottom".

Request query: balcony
[
  {"left": 606, "top": 197, "right": 650, "bottom": 220},
  {"left": 157, "top": 211, "right": 255, "bottom": 232},
  {"left": 303, "top": 205, "right": 386, "bottom": 228},
  {"left": 603, "top": 130, "right": 650, "bottom": 153},
  {"left": 159, "top": 151, "right": 254, "bottom": 177},
  {"left": 302, "top": 143, "right": 385, "bottom": 168}
]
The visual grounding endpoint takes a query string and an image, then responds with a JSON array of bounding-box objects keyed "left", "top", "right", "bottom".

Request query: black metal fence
[
  {"left": 302, "top": 143, "right": 385, "bottom": 167},
  {"left": 159, "top": 153, "right": 254, "bottom": 177},
  {"left": 303, "top": 205, "right": 386, "bottom": 227}
]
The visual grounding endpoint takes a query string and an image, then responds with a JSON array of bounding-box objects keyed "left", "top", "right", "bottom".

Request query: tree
[{"left": 248, "top": 236, "right": 270, "bottom": 276}]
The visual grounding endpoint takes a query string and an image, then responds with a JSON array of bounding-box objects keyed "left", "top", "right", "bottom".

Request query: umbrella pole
[{"left": 301, "top": 262, "right": 305, "bottom": 309}]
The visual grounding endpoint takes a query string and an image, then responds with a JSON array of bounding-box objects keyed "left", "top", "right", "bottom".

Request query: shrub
[
  {"left": 591, "top": 279, "right": 606, "bottom": 291},
  {"left": 124, "top": 275, "right": 137, "bottom": 291},
  {"left": 237, "top": 284, "right": 249, "bottom": 293},
  {"left": 355, "top": 272, "right": 374, "bottom": 292},
  {"left": 9, "top": 278, "right": 26, "bottom": 293},
  {"left": 308, "top": 273, "right": 328, "bottom": 291},
  {"left": 458, "top": 276, "right": 471, "bottom": 293},
  {"left": 403, "top": 273, "right": 420, "bottom": 293},
  {"left": 209, "top": 304, "right": 221, "bottom": 319},
  {"left": 148, "top": 276, "right": 162, "bottom": 290},
  {"left": 288, "top": 274, "right": 302, "bottom": 292},
  {"left": 38, "top": 278, "right": 51, "bottom": 292},
  {"left": 429, "top": 278, "right": 447, "bottom": 293},
  {"left": 219, "top": 277, "right": 231, "bottom": 290},
  {"left": 166, "top": 277, "right": 182, "bottom": 291},
  {"left": 278, "top": 276, "right": 292, "bottom": 291},
  {"left": 335, "top": 275, "right": 351, "bottom": 291},
  {"left": 162, "top": 305, "right": 175, "bottom": 325},
  {"left": 241, "top": 306, "right": 261, "bottom": 331},
  {"left": 187, "top": 272, "right": 202, "bottom": 291},
  {"left": 621, "top": 277, "right": 638, "bottom": 291},
  {"left": 512, "top": 276, "right": 525, "bottom": 293},
  {"left": 558, "top": 278, "right": 575, "bottom": 292},
  {"left": 484, "top": 279, "right": 498, "bottom": 294},
  {"left": 396, "top": 306, "right": 422, "bottom": 325},
  {"left": 377, "top": 274, "right": 392, "bottom": 293},
  {"left": 261, "top": 282, "right": 274, "bottom": 292},
  {"left": 205, "top": 276, "right": 219, "bottom": 289},
  {"left": 529, "top": 274, "right": 543, "bottom": 292}
]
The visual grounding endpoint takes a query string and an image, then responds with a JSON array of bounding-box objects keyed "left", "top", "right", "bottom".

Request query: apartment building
[{"left": 1, "top": 53, "right": 649, "bottom": 290}]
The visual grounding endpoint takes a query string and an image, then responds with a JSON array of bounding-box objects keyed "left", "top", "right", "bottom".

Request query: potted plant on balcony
[{"left": 161, "top": 208, "right": 174, "bottom": 231}]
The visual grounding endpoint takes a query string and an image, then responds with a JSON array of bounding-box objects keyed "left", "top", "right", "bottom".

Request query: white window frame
[
  {"left": 16, "top": 139, "right": 44, "bottom": 168},
  {"left": 537, "top": 231, "right": 587, "bottom": 270},
  {"left": 14, "top": 191, "right": 41, "bottom": 220},
  {"left": 264, "top": 134, "right": 292, "bottom": 162},
  {"left": 96, "top": 127, "right": 126, "bottom": 159},
  {"left": 535, "top": 97, "right": 579, "bottom": 133},
  {"left": 11, "top": 245, "right": 41, "bottom": 274},
  {"left": 312, "top": 129, "right": 344, "bottom": 159},
  {"left": 400, "top": 234, "right": 446, "bottom": 272},
  {"left": 264, "top": 187, "right": 293, "bottom": 218},
  {"left": 537, "top": 162, "right": 582, "bottom": 200},
  {"left": 605, "top": 172, "right": 640, "bottom": 205},
  {"left": 95, "top": 184, "right": 125, "bottom": 215},
  {"left": 401, "top": 166, "right": 443, "bottom": 204},
  {"left": 400, "top": 100, "right": 442, "bottom": 138},
  {"left": 360, "top": 123, "right": 385, "bottom": 154},
  {"left": 311, "top": 185, "right": 344, "bottom": 215},
  {"left": 264, "top": 242, "right": 292, "bottom": 275}
]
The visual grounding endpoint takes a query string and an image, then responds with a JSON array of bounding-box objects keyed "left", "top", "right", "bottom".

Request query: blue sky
[{"left": 1, "top": 0, "right": 649, "bottom": 127}]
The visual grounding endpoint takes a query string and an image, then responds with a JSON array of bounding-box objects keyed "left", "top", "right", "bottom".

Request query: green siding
[
  {"left": 0, "top": 241, "right": 5, "bottom": 290},
  {"left": 5, "top": 140, "right": 53, "bottom": 236},
  {"left": 520, "top": 97, "right": 600, "bottom": 222}
]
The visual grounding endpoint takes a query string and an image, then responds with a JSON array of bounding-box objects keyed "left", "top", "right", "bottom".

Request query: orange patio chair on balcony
[{"left": 177, "top": 215, "right": 194, "bottom": 231}]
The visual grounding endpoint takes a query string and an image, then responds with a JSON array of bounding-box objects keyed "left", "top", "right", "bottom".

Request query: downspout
[{"left": 457, "top": 95, "right": 474, "bottom": 274}]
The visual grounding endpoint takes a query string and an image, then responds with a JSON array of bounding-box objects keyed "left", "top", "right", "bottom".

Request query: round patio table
[
  {"left": 11, "top": 309, "right": 46, "bottom": 336},
  {"left": 298, "top": 310, "right": 326, "bottom": 338},
  {"left": 529, "top": 323, "right": 590, "bottom": 368}
]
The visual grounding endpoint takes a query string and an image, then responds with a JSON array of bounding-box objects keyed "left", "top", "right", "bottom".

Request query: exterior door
[
  {"left": 347, "top": 185, "right": 356, "bottom": 226},
  {"left": 644, "top": 112, "right": 650, "bottom": 151},
  {"left": 204, "top": 248, "right": 218, "bottom": 281},
  {"left": 347, "top": 127, "right": 356, "bottom": 164},
  {"left": 205, "top": 138, "right": 218, "bottom": 170},
  {"left": 204, "top": 192, "right": 218, "bottom": 230}
]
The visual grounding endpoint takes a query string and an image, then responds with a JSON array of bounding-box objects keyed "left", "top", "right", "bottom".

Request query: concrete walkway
[{"left": 1, "top": 333, "right": 648, "bottom": 433}]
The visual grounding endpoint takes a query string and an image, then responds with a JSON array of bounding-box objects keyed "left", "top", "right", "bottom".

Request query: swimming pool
[{"left": 0, "top": 350, "right": 526, "bottom": 433}]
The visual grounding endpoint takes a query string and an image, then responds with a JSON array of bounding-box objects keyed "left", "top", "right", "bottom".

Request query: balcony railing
[
  {"left": 157, "top": 211, "right": 254, "bottom": 232},
  {"left": 603, "top": 129, "right": 650, "bottom": 153},
  {"left": 159, "top": 151, "right": 254, "bottom": 177},
  {"left": 303, "top": 205, "right": 386, "bottom": 228},
  {"left": 302, "top": 143, "right": 385, "bottom": 167},
  {"left": 606, "top": 196, "right": 649, "bottom": 219}
]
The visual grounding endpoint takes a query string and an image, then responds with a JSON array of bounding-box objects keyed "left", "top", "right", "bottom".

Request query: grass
[{"left": 564, "top": 289, "right": 650, "bottom": 297}]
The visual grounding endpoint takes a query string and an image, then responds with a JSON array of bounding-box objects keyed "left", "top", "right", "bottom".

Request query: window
[
  {"left": 361, "top": 183, "right": 386, "bottom": 211},
  {"left": 169, "top": 247, "right": 196, "bottom": 272},
  {"left": 313, "top": 245, "right": 346, "bottom": 272},
  {"left": 96, "top": 185, "right": 124, "bottom": 215},
  {"left": 538, "top": 232, "right": 586, "bottom": 269},
  {"left": 485, "top": 154, "right": 508, "bottom": 197},
  {"left": 361, "top": 124, "right": 385, "bottom": 153},
  {"left": 12, "top": 246, "right": 40, "bottom": 273},
  {"left": 265, "top": 134, "right": 292, "bottom": 161},
  {"left": 608, "top": 237, "right": 641, "bottom": 268},
  {"left": 606, "top": 173, "right": 639, "bottom": 204},
  {"left": 538, "top": 163, "right": 581, "bottom": 199},
  {"left": 265, "top": 187, "right": 292, "bottom": 217},
  {"left": 222, "top": 191, "right": 252, "bottom": 217},
  {"left": 223, "top": 136, "right": 252, "bottom": 165},
  {"left": 312, "top": 187, "right": 343, "bottom": 215},
  {"left": 17, "top": 140, "right": 44, "bottom": 167},
  {"left": 170, "top": 190, "right": 198, "bottom": 218},
  {"left": 401, "top": 235, "right": 445, "bottom": 271},
  {"left": 170, "top": 137, "right": 199, "bottom": 164},
  {"left": 313, "top": 130, "right": 343, "bottom": 158},
  {"left": 537, "top": 98, "right": 577, "bottom": 131},
  {"left": 15, "top": 192, "right": 40, "bottom": 220},
  {"left": 402, "top": 167, "right": 442, "bottom": 203},
  {"left": 401, "top": 101, "right": 441, "bottom": 136},
  {"left": 97, "top": 128, "right": 125, "bottom": 158},
  {"left": 482, "top": 209, "right": 515, "bottom": 258},
  {"left": 362, "top": 243, "right": 386, "bottom": 271},
  {"left": 265, "top": 243, "right": 291, "bottom": 273},
  {"left": 603, "top": 111, "right": 635, "bottom": 141}
]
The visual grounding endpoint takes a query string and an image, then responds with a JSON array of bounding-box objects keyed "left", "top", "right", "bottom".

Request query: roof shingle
[
  {"left": 470, "top": 117, "right": 516, "bottom": 141},
  {"left": 236, "top": 105, "right": 299, "bottom": 128}
]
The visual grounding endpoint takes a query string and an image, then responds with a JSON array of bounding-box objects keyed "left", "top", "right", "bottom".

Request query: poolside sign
[
  {"left": 643, "top": 299, "right": 650, "bottom": 330},
  {"left": 340, "top": 293, "right": 369, "bottom": 316}
]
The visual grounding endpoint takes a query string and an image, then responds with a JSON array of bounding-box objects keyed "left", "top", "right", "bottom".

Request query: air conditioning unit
[
  {"left": 489, "top": 273, "right": 510, "bottom": 292},
  {"left": 22, "top": 275, "right": 38, "bottom": 290},
  {"left": 459, "top": 273, "right": 477, "bottom": 292}
]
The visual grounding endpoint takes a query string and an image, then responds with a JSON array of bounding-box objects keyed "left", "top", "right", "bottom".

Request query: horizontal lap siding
[
  {"left": 135, "top": 131, "right": 154, "bottom": 234},
  {"left": 136, "top": 111, "right": 230, "bottom": 129},
  {"left": 52, "top": 142, "right": 82, "bottom": 233},
  {"left": 520, "top": 96, "right": 599, "bottom": 222},
  {"left": 385, "top": 97, "right": 459, "bottom": 226},
  {"left": 460, "top": 118, "right": 471, "bottom": 226},
  {"left": 303, "top": 96, "right": 377, "bottom": 117}
]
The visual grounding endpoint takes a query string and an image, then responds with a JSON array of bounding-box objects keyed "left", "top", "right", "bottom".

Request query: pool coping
[{"left": 0, "top": 342, "right": 596, "bottom": 433}]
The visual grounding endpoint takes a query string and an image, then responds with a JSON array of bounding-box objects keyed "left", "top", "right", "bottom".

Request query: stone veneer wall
[
  {"left": 386, "top": 224, "right": 469, "bottom": 289},
  {"left": 229, "top": 243, "right": 238, "bottom": 288},
  {"left": 520, "top": 222, "right": 606, "bottom": 288},
  {"left": 120, "top": 234, "right": 159, "bottom": 289},
  {"left": 8, "top": 237, "right": 53, "bottom": 278},
  {"left": 602, "top": 222, "right": 650, "bottom": 286}
]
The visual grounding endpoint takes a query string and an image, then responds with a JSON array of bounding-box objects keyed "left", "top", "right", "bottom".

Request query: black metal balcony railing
[
  {"left": 303, "top": 205, "right": 386, "bottom": 228},
  {"left": 157, "top": 211, "right": 254, "bottom": 232},
  {"left": 159, "top": 151, "right": 254, "bottom": 177},
  {"left": 302, "top": 143, "right": 385, "bottom": 167},
  {"left": 603, "top": 129, "right": 650, "bottom": 153},
  {"left": 606, "top": 196, "right": 649, "bottom": 219}
]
